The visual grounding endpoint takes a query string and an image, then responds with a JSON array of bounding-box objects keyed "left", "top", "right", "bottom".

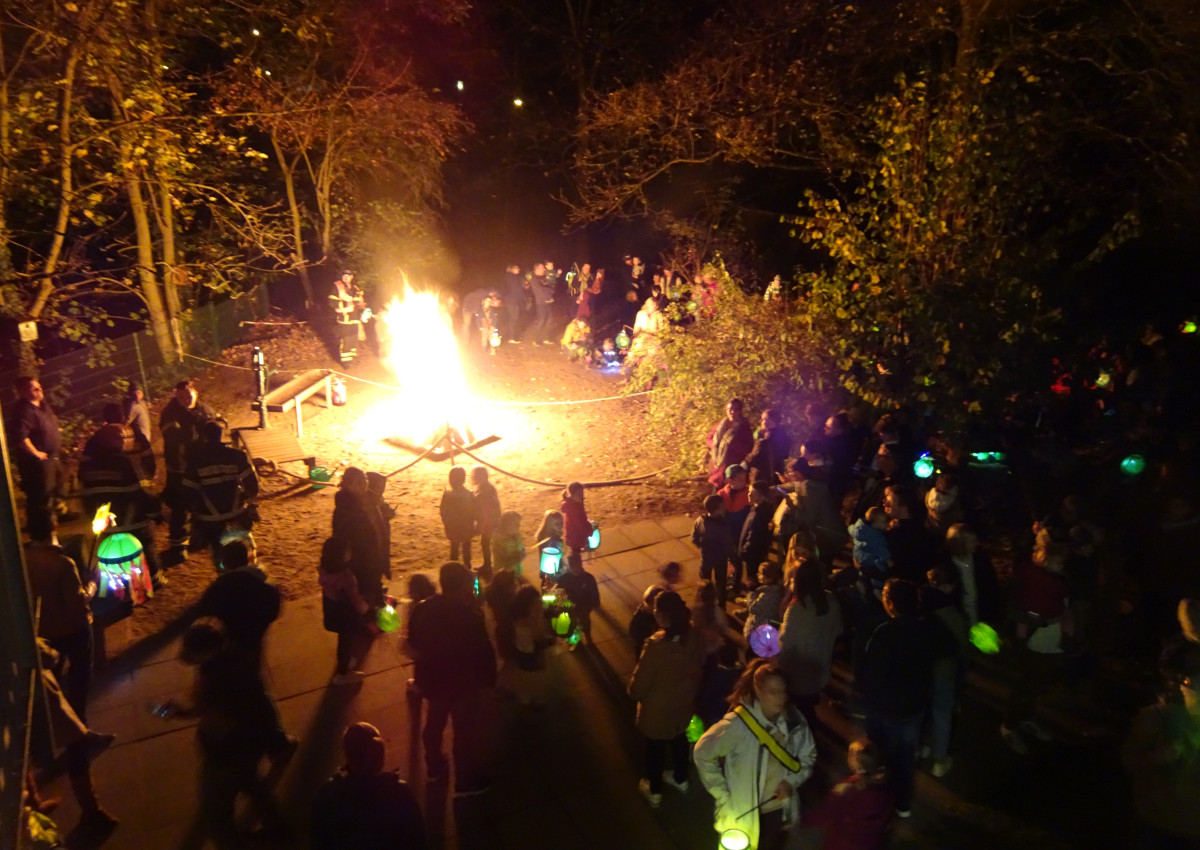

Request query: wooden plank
[{"left": 233, "top": 427, "right": 315, "bottom": 466}]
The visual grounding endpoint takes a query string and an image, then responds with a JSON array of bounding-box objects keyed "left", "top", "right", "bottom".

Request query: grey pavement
[{"left": 41, "top": 515, "right": 1135, "bottom": 850}]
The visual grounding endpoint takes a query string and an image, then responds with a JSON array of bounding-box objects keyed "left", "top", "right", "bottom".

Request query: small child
[
  {"left": 484, "top": 569, "right": 521, "bottom": 660},
  {"left": 737, "top": 481, "right": 775, "bottom": 591},
  {"left": 629, "top": 585, "right": 665, "bottom": 656},
  {"left": 402, "top": 573, "right": 437, "bottom": 701},
  {"left": 692, "top": 493, "right": 734, "bottom": 606},
  {"left": 557, "top": 553, "right": 600, "bottom": 643},
  {"left": 500, "top": 585, "right": 557, "bottom": 707},
  {"left": 595, "top": 337, "right": 620, "bottom": 368},
  {"left": 479, "top": 291, "right": 503, "bottom": 352},
  {"left": 658, "top": 561, "right": 683, "bottom": 591},
  {"left": 561, "top": 318, "right": 592, "bottom": 361},
  {"left": 691, "top": 581, "right": 744, "bottom": 657},
  {"left": 439, "top": 466, "right": 477, "bottom": 569},
  {"left": 559, "top": 482, "right": 591, "bottom": 572},
  {"left": 849, "top": 506, "right": 893, "bottom": 591},
  {"left": 318, "top": 537, "right": 371, "bottom": 685},
  {"left": 535, "top": 509, "right": 565, "bottom": 581},
  {"left": 802, "top": 739, "right": 895, "bottom": 850},
  {"left": 491, "top": 510, "right": 526, "bottom": 576},
  {"left": 744, "top": 561, "right": 786, "bottom": 649},
  {"left": 471, "top": 467, "right": 502, "bottom": 579}
]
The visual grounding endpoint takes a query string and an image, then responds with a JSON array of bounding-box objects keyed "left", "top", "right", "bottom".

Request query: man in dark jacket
[
  {"left": 407, "top": 561, "right": 496, "bottom": 796},
  {"left": 311, "top": 722, "right": 428, "bottom": 850},
  {"left": 859, "top": 578, "right": 956, "bottom": 817},
  {"left": 9, "top": 376, "right": 64, "bottom": 542},
  {"left": 78, "top": 422, "right": 164, "bottom": 585},
  {"left": 183, "top": 420, "right": 258, "bottom": 570},
  {"left": 744, "top": 407, "right": 793, "bottom": 486},
  {"left": 160, "top": 380, "right": 218, "bottom": 553}
]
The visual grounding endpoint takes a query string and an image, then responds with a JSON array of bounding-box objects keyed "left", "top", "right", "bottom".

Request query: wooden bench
[
  {"left": 232, "top": 427, "right": 316, "bottom": 471},
  {"left": 251, "top": 369, "right": 333, "bottom": 438}
]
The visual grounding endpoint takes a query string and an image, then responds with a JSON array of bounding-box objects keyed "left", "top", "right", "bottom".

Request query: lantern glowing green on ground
[
  {"left": 1121, "top": 454, "right": 1146, "bottom": 477},
  {"left": 686, "top": 714, "right": 705, "bottom": 743},
  {"left": 539, "top": 545, "right": 563, "bottom": 575},
  {"left": 377, "top": 605, "right": 400, "bottom": 633},
  {"left": 552, "top": 611, "right": 572, "bottom": 636},
  {"left": 969, "top": 622, "right": 1001, "bottom": 655},
  {"left": 913, "top": 453, "right": 936, "bottom": 479},
  {"left": 720, "top": 829, "right": 750, "bottom": 850}
]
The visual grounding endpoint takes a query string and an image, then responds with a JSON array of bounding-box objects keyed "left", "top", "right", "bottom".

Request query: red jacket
[{"left": 560, "top": 498, "right": 591, "bottom": 549}]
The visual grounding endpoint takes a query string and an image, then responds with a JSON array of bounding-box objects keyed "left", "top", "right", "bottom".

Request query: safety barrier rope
[
  {"left": 182, "top": 352, "right": 653, "bottom": 407},
  {"left": 446, "top": 434, "right": 675, "bottom": 489}
]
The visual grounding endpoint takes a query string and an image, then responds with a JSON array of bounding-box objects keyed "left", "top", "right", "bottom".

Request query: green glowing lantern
[
  {"left": 587, "top": 522, "right": 600, "bottom": 550},
  {"left": 1095, "top": 369, "right": 1111, "bottom": 388},
  {"left": 969, "top": 622, "right": 1001, "bottom": 655},
  {"left": 615, "top": 330, "right": 631, "bottom": 350},
  {"left": 376, "top": 604, "right": 400, "bottom": 633},
  {"left": 1183, "top": 320, "right": 1197, "bottom": 334},
  {"left": 913, "top": 453, "right": 936, "bottom": 480},
  {"left": 1120, "top": 453, "right": 1146, "bottom": 477},
  {"left": 720, "top": 829, "right": 751, "bottom": 850},
  {"left": 552, "top": 611, "right": 572, "bottom": 637},
  {"left": 686, "top": 714, "right": 705, "bottom": 743},
  {"left": 97, "top": 532, "right": 152, "bottom": 604},
  {"left": 567, "top": 629, "right": 582, "bottom": 647},
  {"left": 539, "top": 545, "right": 563, "bottom": 575}
]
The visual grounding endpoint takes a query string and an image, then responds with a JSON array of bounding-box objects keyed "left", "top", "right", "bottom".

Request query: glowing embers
[{"left": 379, "top": 289, "right": 481, "bottom": 455}]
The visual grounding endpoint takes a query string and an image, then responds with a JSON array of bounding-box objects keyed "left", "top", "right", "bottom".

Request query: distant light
[
  {"left": 252, "top": 28, "right": 260, "bottom": 36},
  {"left": 1183, "top": 320, "right": 1197, "bottom": 334},
  {"left": 1095, "top": 369, "right": 1111, "bottom": 388},
  {"left": 264, "top": 70, "right": 271, "bottom": 76},
  {"left": 1120, "top": 454, "right": 1146, "bottom": 477},
  {"left": 913, "top": 453, "right": 936, "bottom": 479},
  {"left": 161, "top": 64, "right": 169, "bottom": 70},
  {"left": 513, "top": 98, "right": 524, "bottom": 107},
  {"left": 456, "top": 80, "right": 464, "bottom": 91}
]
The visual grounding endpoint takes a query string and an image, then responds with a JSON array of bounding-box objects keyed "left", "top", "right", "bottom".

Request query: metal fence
[{"left": 0, "top": 287, "right": 269, "bottom": 420}]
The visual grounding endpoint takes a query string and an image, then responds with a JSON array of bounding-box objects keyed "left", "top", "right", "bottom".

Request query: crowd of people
[{"left": 8, "top": 290, "right": 1200, "bottom": 849}]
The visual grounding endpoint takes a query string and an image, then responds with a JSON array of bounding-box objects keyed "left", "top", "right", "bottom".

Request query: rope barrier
[
  {"left": 182, "top": 352, "right": 653, "bottom": 407},
  {"left": 384, "top": 435, "right": 450, "bottom": 479},
  {"left": 446, "top": 435, "right": 675, "bottom": 489}
]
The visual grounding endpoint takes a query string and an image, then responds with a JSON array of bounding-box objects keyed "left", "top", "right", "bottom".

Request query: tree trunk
[
  {"left": 272, "top": 134, "right": 313, "bottom": 305},
  {"left": 154, "top": 173, "right": 184, "bottom": 357},
  {"left": 0, "top": 33, "right": 14, "bottom": 287},
  {"left": 123, "top": 155, "right": 176, "bottom": 363}
]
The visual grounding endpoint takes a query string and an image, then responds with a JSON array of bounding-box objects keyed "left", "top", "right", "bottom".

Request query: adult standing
[
  {"left": 330, "top": 269, "right": 368, "bottom": 364},
  {"left": 77, "top": 423, "right": 164, "bottom": 586},
  {"left": 776, "top": 559, "right": 843, "bottom": 729},
  {"left": 707, "top": 399, "right": 754, "bottom": 489},
  {"left": 407, "top": 561, "right": 497, "bottom": 796},
  {"left": 628, "top": 591, "right": 706, "bottom": 807},
  {"left": 25, "top": 541, "right": 97, "bottom": 725},
  {"left": 883, "top": 484, "right": 937, "bottom": 586},
  {"left": 9, "top": 376, "right": 64, "bottom": 543},
  {"left": 331, "top": 467, "right": 387, "bottom": 611},
  {"left": 183, "top": 420, "right": 259, "bottom": 571},
  {"left": 122, "top": 383, "right": 151, "bottom": 446},
  {"left": 694, "top": 660, "right": 817, "bottom": 850},
  {"left": 159, "top": 380, "right": 217, "bottom": 555},
  {"left": 311, "top": 722, "right": 429, "bottom": 850},
  {"left": 858, "top": 579, "right": 956, "bottom": 818},
  {"left": 744, "top": 408, "right": 793, "bottom": 487},
  {"left": 502, "top": 264, "right": 525, "bottom": 342},
  {"left": 784, "top": 458, "right": 848, "bottom": 568},
  {"left": 528, "top": 261, "right": 557, "bottom": 344}
]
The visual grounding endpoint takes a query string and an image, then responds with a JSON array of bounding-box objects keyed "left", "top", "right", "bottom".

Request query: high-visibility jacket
[{"left": 183, "top": 442, "right": 259, "bottom": 523}]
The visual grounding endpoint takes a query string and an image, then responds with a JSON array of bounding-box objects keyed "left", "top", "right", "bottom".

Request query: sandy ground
[{"left": 112, "top": 323, "right": 706, "bottom": 643}]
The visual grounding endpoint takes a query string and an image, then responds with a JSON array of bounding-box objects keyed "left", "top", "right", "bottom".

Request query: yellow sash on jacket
[{"left": 733, "top": 705, "right": 801, "bottom": 772}]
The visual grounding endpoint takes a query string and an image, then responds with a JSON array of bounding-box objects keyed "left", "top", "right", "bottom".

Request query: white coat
[{"left": 693, "top": 700, "right": 817, "bottom": 850}]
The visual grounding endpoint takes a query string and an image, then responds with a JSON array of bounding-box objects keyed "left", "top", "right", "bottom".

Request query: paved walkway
[{"left": 43, "top": 515, "right": 1134, "bottom": 849}]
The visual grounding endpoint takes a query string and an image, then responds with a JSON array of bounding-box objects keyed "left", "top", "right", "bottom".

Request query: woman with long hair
[
  {"left": 776, "top": 558, "right": 842, "bottom": 728},
  {"left": 694, "top": 659, "right": 817, "bottom": 850},
  {"left": 628, "top": 590, "right": 706, "bottom": 808}
]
